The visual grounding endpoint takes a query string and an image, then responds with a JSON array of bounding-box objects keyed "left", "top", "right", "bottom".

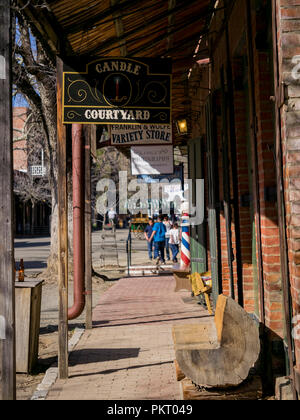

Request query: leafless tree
[
  {"left": 12, "top": 1, "right": 60, "bottom": 274},
  {"left": 13, "top": 109, "right": 51, "bottom": 208},
  {"left": 11, "top": 2, "right": 132, "bottom": 274}
]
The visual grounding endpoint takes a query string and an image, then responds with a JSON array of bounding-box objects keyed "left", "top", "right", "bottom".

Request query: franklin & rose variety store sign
[{"left": 63, "top": 58, "right": 172, "bottom": 125}]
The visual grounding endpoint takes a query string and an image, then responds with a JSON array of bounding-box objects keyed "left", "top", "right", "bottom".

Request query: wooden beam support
[
  {"left": 86, "top": 0, "right": 203, "bottom": 58},
  {"left": 167, "top": 0, "right": 176, "bottom": 51},
  {"left": 57, "top": 56, "right": 68, "bottom": 379},
  {"left": 64, "top": 0, "right": 200, "bottom": 35},
  {"left": 0, "top": 0, "right": 16, "bottom": 400},
  {"left": 111, "top": 0, "right": 127, "bottom": 56},
  {"left": 128, "top": 12, "right": 208, "bottom": 58}
]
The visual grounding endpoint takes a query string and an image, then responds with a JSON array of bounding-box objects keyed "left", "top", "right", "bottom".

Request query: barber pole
[{"left": 180, "top": 212, "right": 191, "bottom": 268}]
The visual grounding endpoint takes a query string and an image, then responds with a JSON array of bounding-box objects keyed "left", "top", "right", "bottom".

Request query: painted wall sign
[
  {"left": 110, "top": 124, "right": 172, "bottom": 146},
  {"left": 63, "top": 58, "right": 172, "bottom": 124},
  {"left": 131, "top": 145, "right": 174, "bottom": 176}
]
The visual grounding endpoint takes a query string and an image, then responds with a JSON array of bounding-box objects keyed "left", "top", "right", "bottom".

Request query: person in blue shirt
[
  {"left": 149, "top": 215, "right": 166, "bottom": 264},
  {"left": 144, "top": 218, "right": 154, "bottom": 260}
]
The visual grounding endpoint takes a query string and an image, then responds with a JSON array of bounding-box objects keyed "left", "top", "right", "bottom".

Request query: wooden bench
[
  {"left": 189, "top": 272, "right": 213, "bottom": 315},
  {"left": 172, "top": 294, "right": 260, "bottom": 388},
  {"left": 174, "top": 270, "right": 213, "bottom": 315}
]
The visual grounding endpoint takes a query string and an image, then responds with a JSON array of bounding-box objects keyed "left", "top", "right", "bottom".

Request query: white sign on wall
[
  {"left": 111, "top": 124, "right": 172, "bottom": 146},
  {"left": 131, "top": 145, "right": 174, "bottom": 175}
]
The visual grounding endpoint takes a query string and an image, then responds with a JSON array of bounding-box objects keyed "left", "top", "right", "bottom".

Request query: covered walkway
[{"left": 46, "top": 276, "right": 209, "bottom": 400}]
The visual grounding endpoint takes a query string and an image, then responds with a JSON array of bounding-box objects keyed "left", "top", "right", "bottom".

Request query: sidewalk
[{"left": 46, "top": 275, "right": 210, "bottom": 400}]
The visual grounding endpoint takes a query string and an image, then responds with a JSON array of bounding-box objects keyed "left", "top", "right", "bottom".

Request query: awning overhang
[{"left": 17, "top": 0, "right": 215, "bottom": 144}]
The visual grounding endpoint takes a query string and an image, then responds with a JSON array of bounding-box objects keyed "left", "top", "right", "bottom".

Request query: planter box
[{"left": 15, "top": 280, "right": 44, "bottom": 373}]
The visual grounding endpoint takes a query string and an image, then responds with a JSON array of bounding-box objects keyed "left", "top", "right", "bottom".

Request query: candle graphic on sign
[
  {"left": 115, "top": 77, "right": 120, "bottom": 101},
  {"left": 106, "top": 74, "right": 128, "bottom": 105}
]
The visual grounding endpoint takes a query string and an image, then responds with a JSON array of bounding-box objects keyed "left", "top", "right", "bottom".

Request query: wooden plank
[
  {"left": 57, "top": 56, "right": 69, "bottom": 379},
  {"left": 0, "top": 0, "right": 16, "bottom": 400},
  {"left": 28, "top": 283, "right": 43, "bottom": 373},
  {"left": 15, "top": 282, "right": 42, "bottom": 373},
  {"left": 84, "top": 126, "right": 92, "bottom": 330},
  {"left": 15, "top": 288, "right": 31, "bottom": 373},
  {"left": 111, "top": 0, "right": 127, "bottom": 56}
]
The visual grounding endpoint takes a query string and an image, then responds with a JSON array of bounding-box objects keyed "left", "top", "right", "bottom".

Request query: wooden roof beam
[
  {"left": 128, "top": 12, "right": 209, "bottom": 58},
  {"left": 64, "top": 0, "right": 201, "bottom": 35},
  {"left": 167, "top": 0, "right": 176, "bottom": 52},
  {"left": 64, "top": 0, "right": 145, "bottom": 35},
  {"left": 82, "top": 0, "right": 207, "bottom": 57}
]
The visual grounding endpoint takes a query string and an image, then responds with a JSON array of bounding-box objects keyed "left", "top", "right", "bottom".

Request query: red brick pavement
[{"left": 47, "top": 276, "right": 210, "bottom": 400}]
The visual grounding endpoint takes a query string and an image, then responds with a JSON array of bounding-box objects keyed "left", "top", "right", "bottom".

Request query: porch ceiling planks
[{"left": 17, "top": 0, "right": 213, "bottom": 144}]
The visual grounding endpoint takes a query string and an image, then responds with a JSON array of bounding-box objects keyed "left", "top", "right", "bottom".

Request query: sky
[
  {"left": 13, "top": 93, "right": 28, "bottom": 108},
  {"left": 13, "top": 20, "right": 34, "bottom": 109}
]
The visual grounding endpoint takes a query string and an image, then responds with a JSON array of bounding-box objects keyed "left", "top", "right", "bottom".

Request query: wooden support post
[
  {"left": 84, "top": 126, "right": 92, "bottom": 330},
  {"left": 57, "top": 56, "right": 68, "bottom": 379},
  {"left": 0, "top": 0, "right": 16, "bottom": 400},
  {"left": 224, "top": 0, "right": 244, "bottom": 306},
  {"left": 206, "top": 95, "right": 221, "bottom": 305}
]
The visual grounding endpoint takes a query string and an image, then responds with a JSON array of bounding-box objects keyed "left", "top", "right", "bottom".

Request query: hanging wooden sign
[
  {"left": 63, "top": 58, "right": 172, "bottom": 125},
  {"left": 110, "top": 124, "right": 172, "bottom": 146}
]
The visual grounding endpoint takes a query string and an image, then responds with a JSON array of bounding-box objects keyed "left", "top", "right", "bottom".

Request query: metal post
[{"left": 0, "top": 0, "right": 16, "bottom": 400}]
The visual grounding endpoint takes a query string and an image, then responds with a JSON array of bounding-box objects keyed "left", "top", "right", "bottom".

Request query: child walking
[{"left": 169, "top": 223, "right": 180, "bottom": 263}]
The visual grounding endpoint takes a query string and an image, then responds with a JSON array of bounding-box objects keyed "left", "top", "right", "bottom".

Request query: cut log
[{"left": 172, "top": 294, "right": 260, "bottom": 388}]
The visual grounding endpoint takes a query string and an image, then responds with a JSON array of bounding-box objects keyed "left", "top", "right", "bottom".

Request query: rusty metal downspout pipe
[{"left": 68, "top": 124, "right": 85, "bottom": 320}]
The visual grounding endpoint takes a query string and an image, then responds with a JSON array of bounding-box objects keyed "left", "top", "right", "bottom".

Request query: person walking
[
  {"left": 144, "top": 218, "right": 154, "bottom": 260},
  {"left": 163, "top": 215, "right": 172, "bottom": 261},
  {"left": 149, "top": 215, "right": 166, "bottom": 264},
  {"left": 169, "top": 222, "right": 180, "bottom": 263}
]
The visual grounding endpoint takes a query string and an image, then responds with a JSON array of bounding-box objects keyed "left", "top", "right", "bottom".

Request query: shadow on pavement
[{"left": 68, "top": 347, "right": 140, "bottom": 366}]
